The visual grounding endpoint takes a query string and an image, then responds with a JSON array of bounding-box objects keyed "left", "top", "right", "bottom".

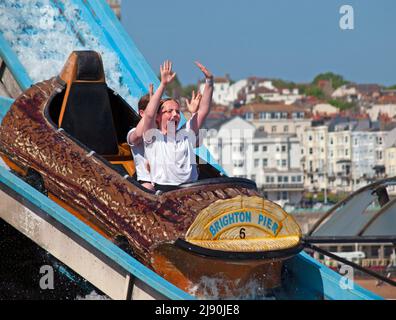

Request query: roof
[
  {"left": 376, "top": 95, "right": 396, "bottom": 104},
  {"left": 202, "top": 117, "right": 230, "bottom": 131},
  {"left": 308, "top": 177, "right": 396, "bottom": 239},
  {"left": 213, "top": 77, "right": 230, "bottom": 83},
  {"left": 238, "top": 102, "right": 307, "bottom": 114},
  {"left": 252, "top": 87, "right": 278, "bottom": 94},
  {"left": 346, "top": 83, "right": 381, "bottom": 95}
]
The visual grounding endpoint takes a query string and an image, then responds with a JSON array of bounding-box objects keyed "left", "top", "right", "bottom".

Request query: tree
[
  {"left": 305, "top": 86, "right": 325, "bottom": 99},
  {"left": 181, "top": 84, "right": 198, "bottom": 98},
  {"left": 313, "top": 72, "right": 349, "bottom": 89},
  {"left": 158, "top": 73, "right": 183, "bottom": 98},
  {"left": 327, "top": 99, "right": 354, "bottom": 110},
  {"left": 272, "top": 79, "right": 296, "bottom": 90}
]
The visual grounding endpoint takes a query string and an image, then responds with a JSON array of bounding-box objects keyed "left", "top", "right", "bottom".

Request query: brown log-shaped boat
[{"left": 0, "top": 51, "right": 302, "bottom": 298}]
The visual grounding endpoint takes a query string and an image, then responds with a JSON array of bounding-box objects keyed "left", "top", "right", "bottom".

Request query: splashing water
[
  {"left": 188, "top": 276, "right": 276, "bottom": 300},
  {"left": 0, "top": 0, "right": 135, "bottom": 105},
  {"left": 76, "top": 290, "right": 110, "bottom": 300}
]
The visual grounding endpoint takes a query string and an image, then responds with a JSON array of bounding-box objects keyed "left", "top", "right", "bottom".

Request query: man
[{"left": 127, "top": 60, "right": 213, "bottom": 192}]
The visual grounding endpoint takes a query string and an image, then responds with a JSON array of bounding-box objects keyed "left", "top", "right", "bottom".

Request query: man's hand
[
  {"left": 195, "top": 61, "right": 213, "bottom": 79},
  {"left": 185, "top": 90, "right": 202, "bottom": 114},
  {"left": 160, "top": 60, "right": 176, "bottom": 86}
]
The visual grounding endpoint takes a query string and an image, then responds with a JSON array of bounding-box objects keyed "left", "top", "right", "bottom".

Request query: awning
[{"left": 305, "top": 177, "right": 396, "bottom": 243}]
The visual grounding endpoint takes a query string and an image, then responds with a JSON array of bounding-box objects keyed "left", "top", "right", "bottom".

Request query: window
[
  {"left": 254, "top": 145, "right": 259, "bottom": 152},
  {"left": 284, "top": 176, "right": 289, "bottom": 183},
  {"left": 245, "top": 112, "right": 253, "bottom": 120},
  {"left": 282, "top": 191, "right": 288, "bottom": 200},
  {"left": 309, "top": 148, "right": 313, "bottom": 155},
  {"left": 233, "top": 160, "right": 244, "bottom": 167},
  {"left": 254, "top": 159, "right": 259, "bottom": 167},
  {"left": 284, "top": 125, "right": 289, "bottom": 133},
  {"left": 263, "top": 159, "right": 268, "bottom": 167},
  {"left": 282, "top": 159, "right": 287, "bottom": 167},
  {"left": 251, "top": 174, "right": 256, "bottom": 181},
  {"left": 345, "top": 149, "right": 348, "bottom": 156},
  {"left": 281, "top": 145, "right": 287, "bottom": 152},
  {"left": 278, "top": 176, "right": 282, "bottom": 183},
  {"left": 266, "top": 176, "right": 271, "bottom": 183},
  {"left": 309, "top": 135, "right": 313, "bottom": 141},
  {"left": 264, "top": 192, "right": 268, "bottom": 198},
  {"left": 292, "top": 176, "right": 296, "bottom": 182},
  {"left": 263, "top": 146, "right": 267, "bottom": 152},
  {"left": 345, "top": 136, "right": 348, "bottom": 143},
  {"left": 271, "top": 126, "right": 277, "bottom": 133},
  {"left": 259, "top": 112, "right": 266, "bottom": 120},
  {"left": 297, "top": 176, "right": 302, "bottom": 182},
  {"left": 330, "top": 138, "right": 333, "bottom": 145}
]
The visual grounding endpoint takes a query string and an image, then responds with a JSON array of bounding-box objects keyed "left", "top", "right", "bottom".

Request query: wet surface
[{"left": 0, "top": 218, "right": 106, "bottom": 300}]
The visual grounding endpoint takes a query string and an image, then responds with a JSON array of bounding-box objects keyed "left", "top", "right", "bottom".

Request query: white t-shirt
[
  {"left": 143, "top": 120, "right": 198, "bottom": 186},
  {"left": 126, "top": 128, "right": 151, "bottom": 182}
]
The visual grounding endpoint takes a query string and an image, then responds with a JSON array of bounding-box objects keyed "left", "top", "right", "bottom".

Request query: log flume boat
[{"left": 0, "top": 51, "right": 302, "bottom": 298}]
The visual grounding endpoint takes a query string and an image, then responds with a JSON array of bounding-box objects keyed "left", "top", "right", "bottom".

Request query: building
[
  {"left": 234, "top": 103, "right": 311, "bottom": 141},
  {"left": 385, "top": 145, "right": 396, "bottom": 195},
  {"left": 302, "top": 124, "right": 329, "bottom": 193},
  {"left": 367, "top": 103, "right": 396, "bottom": 121},
  {"left": 203, "top": 117, "right": 304, "bottom": 207},
  {"left": 332, "top": 84, "right": 381, "bottom": 103},
  {"left": 312, "top": 103, "right": 340, "bottom": 116},
  {"left": 199, "top": 77, "right": 247, "bottom": 107}
]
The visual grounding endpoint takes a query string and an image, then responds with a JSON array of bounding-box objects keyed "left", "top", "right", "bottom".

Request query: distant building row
[{"left": 203, "top": 102, "right": 396, "bottom": 207}]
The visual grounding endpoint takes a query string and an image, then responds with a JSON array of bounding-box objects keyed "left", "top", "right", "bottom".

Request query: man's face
[{"left": 156, "top": 100, "right": 181, "bottom": 133}]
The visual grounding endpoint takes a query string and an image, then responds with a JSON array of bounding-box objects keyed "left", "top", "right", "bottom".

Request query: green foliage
[
  {"left": 252, "top": 95, "right": 265, "bottom": 103},
  {"left": 272, "top": 79, "right": 296, "bottom": 90},
  {"left": 327, "top": 99, "right": 354, "bottom": 110},
  {"left": 304, "top": 86, "right": 325, "bottom": 99},
  {"left": 387, "top": 84, "right": 396, "bottom": 90},
  {"left": 181, "top": 84, "right": 198, "bottom": 98},
  {"left": 313, "top": 72, "right": 349, "bottom": 89},
  {"left": 157, "top": 73, "right": 183, "bottom": 98}
]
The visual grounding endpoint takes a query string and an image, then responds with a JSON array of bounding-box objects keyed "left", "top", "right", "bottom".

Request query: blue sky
[{"left": 122, "top": 0, "right": 396, "bottom": 86}]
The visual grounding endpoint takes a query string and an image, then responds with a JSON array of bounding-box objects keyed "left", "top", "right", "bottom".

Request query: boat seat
[
  {"left": 102, "top": 143, "right": 136, "bottom": 177},
  {"left": 58, "top": 51, "right": 119, "bottom": 156}
]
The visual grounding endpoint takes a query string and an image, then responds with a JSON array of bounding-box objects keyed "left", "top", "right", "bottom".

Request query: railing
[{"left": 262, "top": 183, "right": 304, "bottom": 190}]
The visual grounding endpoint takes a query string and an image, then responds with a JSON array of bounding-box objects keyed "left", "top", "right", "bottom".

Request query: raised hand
[
  {"left": 185, "top": 90, "right": 202, "bottom": 114},
  {"left": 160, "top": 60, "right": 176, "bottom": 86},
  {"left": 195, "top": 61, "right": 213, "bottom": 79}
]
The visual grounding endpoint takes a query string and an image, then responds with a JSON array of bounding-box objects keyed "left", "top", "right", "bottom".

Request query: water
[
  {"left": 188, "top": 276, "right": 276, "bottom": 300},
  {"left": 0, "top": 0, "right": 135, "bottom": 106},
  {"left": 0, "top": 218, "right": 108, "bottom": 299}
]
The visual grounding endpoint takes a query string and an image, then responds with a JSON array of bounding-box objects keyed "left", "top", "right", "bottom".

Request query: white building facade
[{"left": 204, "top": 117, "right": 304, "bottom": 207}]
